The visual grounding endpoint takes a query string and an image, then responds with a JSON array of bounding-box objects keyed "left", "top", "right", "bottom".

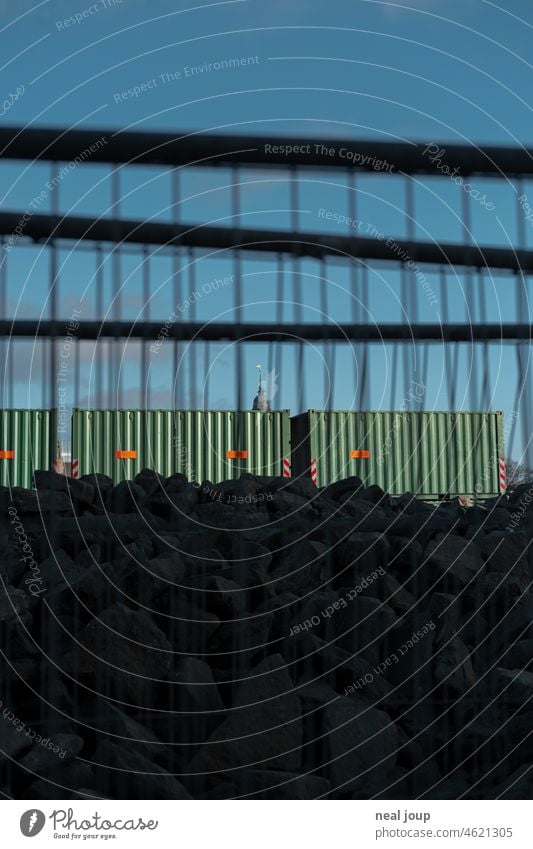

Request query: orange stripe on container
[
  {"left": 350, "top": 450, "right": 370, "bottom": 459},
  {"left": 115, "top": 450, "right": 137, "bottom": 459},
  {"left": 227, "top": 450, "right": 248, "bottom": 460},
  {"left": 0, "top": 450, "right": 14, "bottom": 459}
]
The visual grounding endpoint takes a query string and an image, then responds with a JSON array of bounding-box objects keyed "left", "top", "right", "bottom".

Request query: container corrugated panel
[
  {"left": 291, "top": 410, "right": 504, "bottom": 497},
  {"left": 72, "top": 409, "right": 291, "bottom": 484},
  {"left": 0, "top": 409, "right": 57, "bottom": 489},
  {"left": 173, "top": 410, "right": 290, "bottom": 482},
  {"left": 72, "top": 410, "right": 177, "bottom": 483}
]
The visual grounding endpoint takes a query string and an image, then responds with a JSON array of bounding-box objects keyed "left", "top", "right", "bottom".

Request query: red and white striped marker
[
  {"left": 499, "top": 456, "right": 506, "bottom": 493},
  {"left": 310, "top": 458, "right": 318, "bottom": 486},
  {"left": 72, "top": 459, "right": 79, "bottom": 479},
  {"left": 283, "top": 458, "right": 291, "bottom": 478}
]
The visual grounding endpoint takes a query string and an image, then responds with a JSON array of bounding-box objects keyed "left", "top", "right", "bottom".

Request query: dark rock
[
  {"left": 0, "top": 713, "right": 33, "bottom": 760},
  {"left": 149, "top": 486, "right": 199, "bottom": 518},
  {"left": 289, "top": 632, "right": 393, "bottom": 703},
  {"left": 481, "top": 571, "right": 527, "bottom": 608},
  {"left": 1, "top": 542, "right": 30, "bottom": 584},
  {"left": 363, "top": 484, "right": 388, "bottom": 506},
  {"left": 234, "top": 769, "right": 330, "bottom": 799},
  {"left": 479, "top": 595, "right": 533, "bottom": 656},
  {"left": 271, "top": 540, "right": 327, "bottom": 593},
  {"left": 269, "top": 491, "right": 314, "bottom": 515},
  {"left": 62, "top": 604, "right": 173, "bottom": 701},
  {"left": 332, "top": 595, "right": 398, "bottom": 655},
  {"left": 207, "top": 610, "right": 274, "bottom": 666},
  {"left": 26, "top": 763, "right": 97, "bottom": 798},
  {"left": 88, "top": 702, "right": 166, "bottom": 764},
  {"left": 470, "top": 764, "right": 533, "bottom": 799},
  {"left": 322, "top": 476, "right": 364, "bottom": 502},
  {"left": 499, "top": 639, "right": 533, "bottom": 671},
  {"left": 25, "top": 548, "right": 80, "bottom": 591},
  {"left": 332, "top": 532, "right": 390, "bottom": 588},
  {"left": 18, "top": 733, "right": 83, "bottom": 774},
  {"left": 80, "top": 473, "right": 114, "bottom": 491},
  {"left": 120, "top": 552, "right": 185, "bottom": 601},
  {"left": 481, "top": 507, "right": 516, "bottom": 533},
  {"left": 4, "top": 471, "right": 532, "bottom": 800},
  {"left": 0, "top": 486, "right": 12, "bottom": 513},
  {"left": 33, "top": 471, "right": 95, "bottom": 506},
  {"left": 164, "top": 597, "right": 220, "bottom": 654},
  {"left": 13, "top": 487, "right": 74, "bottom": 514},
  {"left": 382, "top": 612, "right": 436, "bottom": 702},
  {"left": 480, "top": 531, "right": 530, "bottom": 597},
  {"left": 434, "top": 637, "right": 477, "bottom": 693},
  {"left": 163, "top": 473, "right": 188, "bottom": 492},
  {"left": 202, "top": 575, "right": 246, "bottom": 618},
  {"left": 319, "top": 698, "right": 397, "bottom": 792},
  {"left": 191, "top": 655, "right": 302, "bottom": 773},
  {"left": 0, "top": 585, "right": 32, "bottom": 623},
  {"left": 134, "top": 468, "right": 165, "bottom": 496},
  {"left": 390, "top": 492, "right": 418, "bottom": 513},
  {"left": 266, "top": 477, "right": 319, "bottom": 499},
  {"left": 382, "top": 574, "right": 416, "bottom": 615},
  {"left": 426, "top": 771, "right": 471, "bottom": 799},
  {"left": 341, "top": 502, "right": 394, "bottom": 533},
  {"left": 221, "top": 540, "right": 272, "bottom": 576},
  {"left": 106, "top": 481, "right": 147, "bottom": 513},
  {"left": 495, "top": 668, "right": 533, "bottom": 707},
  {"left": 47, "top": 562, "right": 117, "bottom": 615},
  {"left": 74, "top": 543, "right": 103, "bottom": 569},
  {"left": 425, "top": 503, "right": 462, "bottom": 534},
  {"left": 430, "top": 592, "right": 460, "bottom": 646},
  {"left": 170, "top": 656, "right": 226, "bottom": 738},
  {"left": 209, "top": 476, "right": 265, "bottom": 503},
  {"left": 424, "top": 534, "right": 483, "bottom": 589},
  {"left": 92, "top": 741, "right": 191, "bottom": 798},
  {"left": 388, "top": 536, "right": 424, "bottom": 571}
]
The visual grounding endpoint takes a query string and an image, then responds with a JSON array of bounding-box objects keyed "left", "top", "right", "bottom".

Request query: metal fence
[
  {"left": 1, "top": 125, "right": 532, "bottom": 466},
  {"left": 1, "top": 126, "right": 532, "bottom": 800}
]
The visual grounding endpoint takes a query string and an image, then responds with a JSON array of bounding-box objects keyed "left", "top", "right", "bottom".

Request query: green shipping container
[
  {"left": 291, "top": 410, "right": 505, "bottom": 498},
  {"left": 72, "top": 409, "right": 291, "bottom": 484},
  {"left": 0, "top": 409, "right": 57, "bottom": 489}
]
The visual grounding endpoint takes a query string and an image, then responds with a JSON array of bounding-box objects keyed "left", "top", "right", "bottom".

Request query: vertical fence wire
[
  {"left": 405, "top": 176, "right": 417, "bottom": 400},
  {"left": 0, "top": 237, "right": 11, "bottom": 407},
  {"left": 142, "top": 244, "right": 150, "bottom": 409},
  {"left": 95, "top": 245, "right": 104, "bottom": 410},
  {"left": 172, "top": 170, "right": 182, "bottom": 409},
  {"left": 188, "top": 247, "right": 197, "bottom": 409},
  {"left": 347, "top": 171, "right": 368, "bottom": 411},
  {"left": 111, "top": 168, "right": 121, "bottom": 409},
  {"left": 232, "top": 166, "right": 243, "bottom": 414},
  {"left": 291, "top": 170, "right": 305, "bottom": 414}
]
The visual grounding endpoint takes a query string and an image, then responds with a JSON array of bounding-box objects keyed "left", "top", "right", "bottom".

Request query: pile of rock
[{"left": 0, "top": 470, "right": 532, "bottom": 799}]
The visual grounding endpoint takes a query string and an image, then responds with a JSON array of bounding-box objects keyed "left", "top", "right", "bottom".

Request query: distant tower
[{"left": 252, "top": 364, "right": 270, "bottom": 411}]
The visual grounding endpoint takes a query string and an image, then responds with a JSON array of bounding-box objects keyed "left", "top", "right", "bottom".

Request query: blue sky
[{"left": 1, "top": 0, "right": 532, "bottom": 458}]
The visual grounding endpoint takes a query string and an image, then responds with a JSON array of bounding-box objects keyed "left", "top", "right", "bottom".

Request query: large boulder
[
  {"left": 424, "top": 534, "right": 483, "bottom": 589},
  {"left": 318, "top": 698, "right": 398, "bottom": 792},
  {"left": 33, "top": 471, "right": 95, "bottom": 507},
  {"left": 91, "top": 741, "right": 191, "bottom": 799},
  {"left": 191, "top": 655, "right": 302, "bottom": 774},
  {"left": 62, "top": 604, "right": 173, "bottom": 701}
]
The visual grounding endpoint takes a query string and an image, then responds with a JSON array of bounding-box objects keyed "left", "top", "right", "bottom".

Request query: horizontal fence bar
[
  {"left": 1, "top": 125, "right": 533, "bottom": 175},
  {"left": 2, "top": 211, "right": 532, "bottom": 271},
  {"left": 2, "top": 320, "right": 532, "bottom": 341}
]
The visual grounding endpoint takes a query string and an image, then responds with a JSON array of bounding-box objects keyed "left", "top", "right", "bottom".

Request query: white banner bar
[{"left": 2, "top": 800, "right": 531, "bottom": 847}]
